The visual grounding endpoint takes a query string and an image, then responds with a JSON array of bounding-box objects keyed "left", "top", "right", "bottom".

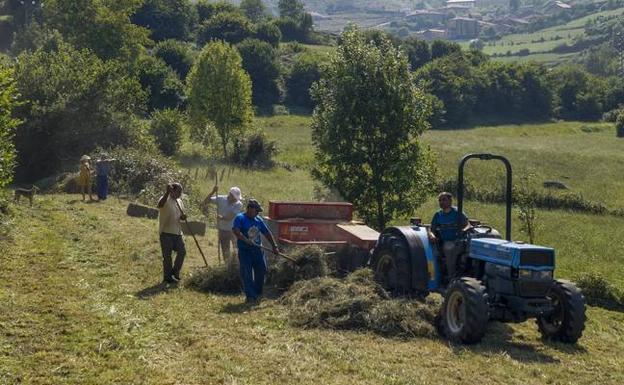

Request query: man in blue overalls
[{"left": 232, "top": 199, "right": 279, "bottom": 304}]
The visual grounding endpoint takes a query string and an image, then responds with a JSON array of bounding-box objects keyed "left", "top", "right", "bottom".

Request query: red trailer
[{"left": 265, "top": 201, "right": 380, "bottom": 271}]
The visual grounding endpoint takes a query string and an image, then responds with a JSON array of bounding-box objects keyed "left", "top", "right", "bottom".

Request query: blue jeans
[
  {"left": 96, "top": 175, "right": 108, "bottom": 200},
  {"left": 238, "top": 247, "right": 267, "bottom": 300}
]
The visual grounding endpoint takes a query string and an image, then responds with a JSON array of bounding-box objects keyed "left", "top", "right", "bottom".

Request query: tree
[
  {"left": 132, "top": 0, "right": 197, "bottom": 42},
  {"left": 187, "top": 41, "right": 252, "bottom": 156},
  {"left": 136, "top": 55, "right": 186, "bottom": 112},
  {"left": 13, "top": 41, "right": 147, "bottom": 180},
  {"left": 42, "top": 0, "right": 150, "bottom": 61},
  {"left": 0, "top": 65, "right": 20, "bottom": 190},
  {"left": 197, "top": 11, "right": 253, "bottom": 45},
  {"left": 255, "top": 21, "right": 282, "bottom": 47},
  {"left": 278, "top": 0, "right": 304, "bottom": 19},
  {"left": 150, "top": 109, "right": 185, "bottom": 156},
  {"left": 240, "top": 0, "right": 266, "bottom": 22},
  {"left": 430, "top": 40, "right": 461, "bottom": 60},
  {"left": 236, "top": 38, "right": 281, "bottom": 107},
  {"left": 285, "top": 52, "right": 323, "bottom": 109},
  {"left": 195, "top": 0, "right": 239, "bottom": 24},
  {"left": 311, "top": 28, "right": 436, "bottom": 230},
  {"left": 401, "top": 37, "right": 431, "bottom": 70},
  {"left": 153, "top": 39, "right": 195, "bottom": 79}
]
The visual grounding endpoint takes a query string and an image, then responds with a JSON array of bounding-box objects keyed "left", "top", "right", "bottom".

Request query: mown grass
[
  {"left": 4, "top": 115, "right": 624, "bottom": 383},
  {"left": 2, "top": 195, "right": 624, "bottom": 384}
]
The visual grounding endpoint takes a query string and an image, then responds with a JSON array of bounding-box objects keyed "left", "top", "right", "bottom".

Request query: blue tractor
[{"left": 370, "top": 153, "right": 586, "bottom": 344}]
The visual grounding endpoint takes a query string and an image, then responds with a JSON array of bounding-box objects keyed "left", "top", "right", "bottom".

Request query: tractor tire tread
[
  {"left": 442, "top": 277, "right": 489, "bottom": 344},
  {"left": 537, "top": 279, "right": 586, "bottom": 343}
]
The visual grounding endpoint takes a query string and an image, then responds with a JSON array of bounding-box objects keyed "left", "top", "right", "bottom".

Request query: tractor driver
[{"left": 427, "top": 192, "right": 471, "bottom": 279}]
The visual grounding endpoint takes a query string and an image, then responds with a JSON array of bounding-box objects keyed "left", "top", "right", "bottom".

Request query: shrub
[
  {"left": 255, "top": 21, "right": 282, "bottom": 47},
  {"left": 616, "top": 111, "right": 624, "bottom": 138},
  {"left": 230, "top": 131, "right": 277, "bottom": 168},
  {"left": 236, "top": 38, "right": 281, "bottom": 107},
  {"left": 105, "top": 147, "right": 191, "bottom": 204},
  {"left": 150, "top": 109, "right": 185, "bottom": 156},
  {"left": 574, "top": 272, "right": 624, "bottom": 310}
]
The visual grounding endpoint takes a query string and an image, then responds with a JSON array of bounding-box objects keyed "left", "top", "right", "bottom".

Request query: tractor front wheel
[
  {"left": 441, "top": 277, "right": 489, "bottom": 344},
  {"left": 537, "top": 279, "right": 586, "bottom": 343}
]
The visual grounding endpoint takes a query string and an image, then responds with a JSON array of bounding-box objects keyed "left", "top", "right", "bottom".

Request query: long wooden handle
[
  {"left": 174, "top": 199, "right": 209, "bottom": 267},
  {"left": 254, "top": 243, "right": 297, "bottom": 263}
]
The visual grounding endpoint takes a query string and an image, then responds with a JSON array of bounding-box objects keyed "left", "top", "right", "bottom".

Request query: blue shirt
[
  {"left": 431, "top": 207, "right": 468, "bottom": 242},
  {"left": 232, "top": 213, "right": 270, "bottom": 251}
]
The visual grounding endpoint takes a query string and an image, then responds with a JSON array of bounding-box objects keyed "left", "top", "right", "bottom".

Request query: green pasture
[{"left": 484, "top": 7, "right": 624, "bottom": 59}]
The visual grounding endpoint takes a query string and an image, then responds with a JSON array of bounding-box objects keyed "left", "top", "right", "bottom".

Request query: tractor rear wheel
[
  {"left": 537, "top": 279, "right": 586, "bottom": 343},
  {"left": 441, "top": 277, "right": 489, "bottom": 344},
  {"left": 370, "top": 236, "right": 411, "bottom": 295}
]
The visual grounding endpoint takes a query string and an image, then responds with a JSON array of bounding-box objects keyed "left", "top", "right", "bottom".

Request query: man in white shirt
[
  {"left": 157, "top": 183, "right": 187, "bottom": 283},
  {"left": 203, "top": 185, "right": 244, "bottom": 269}
]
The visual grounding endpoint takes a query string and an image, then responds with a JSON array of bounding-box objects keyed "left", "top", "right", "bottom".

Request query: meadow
[
  {"left": 2, "top": 115, "right": 624, "bottom": 383},
  {"left": 484, "top": 7, "right": 624, "bottom": 63}
]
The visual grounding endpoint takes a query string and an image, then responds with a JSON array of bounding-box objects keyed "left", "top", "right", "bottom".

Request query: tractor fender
[{"left": 379, "top": 226, "right": 441, "bottom": 291}]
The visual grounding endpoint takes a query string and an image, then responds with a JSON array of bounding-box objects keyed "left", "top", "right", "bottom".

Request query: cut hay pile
[
  {"left": 281, "top": 269, "right": 440, "bottom": 338},
  {"left": 267, "top": 246, "right": 330, "bottom": 290},
  {"left": 185, "top": 266, "right": 241, "bottom": 294}
]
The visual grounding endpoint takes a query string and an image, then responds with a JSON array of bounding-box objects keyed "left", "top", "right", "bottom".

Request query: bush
[
  {"left": 574, "top": 272, "right": 624, "bottom": 310},
  {"left": 616, "top": 111, "right": 624, "bottom": 138},
  {"left": 150, "top": 109, "right": 186, "bottom": 156},
  {"left": 230, "top": 131, "right": 278, "bottom": 168},
  {"left": 105, "top": 147, "right": 191, "bottom": 204}
]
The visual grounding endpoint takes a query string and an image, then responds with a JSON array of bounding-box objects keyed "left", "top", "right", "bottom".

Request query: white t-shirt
[
  {"left": 158, "top": 196, "right": 184, "bottom": 235},
  {"left": 211, "top": 195, "right": 243, "bottom": 231}
]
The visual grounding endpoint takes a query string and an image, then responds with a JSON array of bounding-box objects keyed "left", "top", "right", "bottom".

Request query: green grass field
[
  {"left": 485, "top": 7, "right": 624, "bottom": 64},
  {"left": 3, "top": 115, "right": 624, "bottom": 383}
]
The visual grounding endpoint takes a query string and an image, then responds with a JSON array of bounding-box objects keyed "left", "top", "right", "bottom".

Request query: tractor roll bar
[{"left": 457, "top": 153, "right": 512, "bottom": 241}]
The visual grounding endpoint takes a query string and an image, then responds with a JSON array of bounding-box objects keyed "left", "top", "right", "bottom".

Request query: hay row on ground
[
  {"left": 280, "top": 269, "right": 441, "bottom": 339},
  {"left": 267, "top": 246, "right": 330, "bottom": 290},
  {"left": 185, "top": 266, "right": 241, "bottom": 294}
]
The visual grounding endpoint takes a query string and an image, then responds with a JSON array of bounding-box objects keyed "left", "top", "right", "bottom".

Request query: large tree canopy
[
  {"left": 42, "top": 0, "right": 150, "bottom": 60},
  {"left": 13, "top": 42, "right": 147, "bottom": 180},
  {"left": 311, "top": 27, "right": 436, "bottom": 230}
]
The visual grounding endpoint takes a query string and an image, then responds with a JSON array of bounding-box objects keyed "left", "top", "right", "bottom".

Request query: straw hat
[{"left": 80, "top": 155, "right": 91, "bottom": 161}]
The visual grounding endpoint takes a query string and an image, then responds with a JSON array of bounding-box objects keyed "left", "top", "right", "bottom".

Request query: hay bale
[
  {"left": 181, "top": 221, "right": 206, "bottom": 236},
  {"left": 127, "top": 203, "right": 159, "bottom": 219},
  {"left": 281, "top": 268, "right": 440, "bottom": 338},
  {"left": 267, "top": 246, "right": 329, "bottom": 290},
  {"left": 185, "top": 266, "right": 241, "bottom": 294}
]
